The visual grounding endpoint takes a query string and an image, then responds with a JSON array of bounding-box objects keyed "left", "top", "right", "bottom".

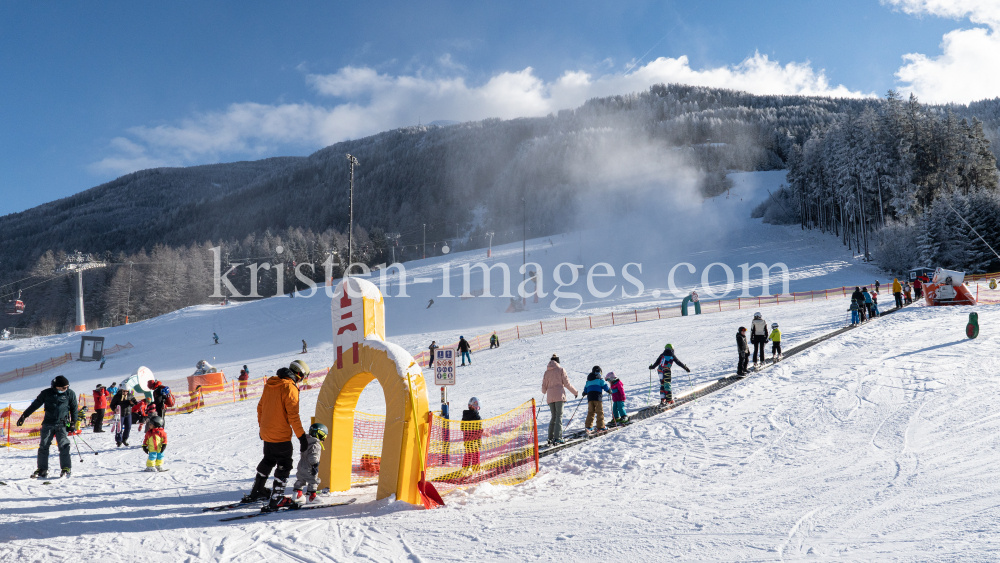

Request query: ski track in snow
[{"left": 3, "top": 171, "right": 1000, "bottom": 561}]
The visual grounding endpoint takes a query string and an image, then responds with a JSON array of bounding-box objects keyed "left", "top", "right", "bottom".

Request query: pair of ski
[{"left": 206, "top": 497, "right": 357, "bottom": 521}]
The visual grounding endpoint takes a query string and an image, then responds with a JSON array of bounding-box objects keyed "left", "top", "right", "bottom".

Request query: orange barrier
[
  {"left": 413, "top": 286, "right": 862, "bottom": 367},
  {"left": 186, "top": 372, "right": 226, "bottom": 394}
]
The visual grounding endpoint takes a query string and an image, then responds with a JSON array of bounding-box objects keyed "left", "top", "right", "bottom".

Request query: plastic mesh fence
[
  {"left": 425, "top": 399, "right": 538, "bottom": 494},
  {"left": 351, "top": 411, "right": 386, "bottom": 486},
  {"left": 970, "top": 279, "right": 1000, "bottom": 304}
]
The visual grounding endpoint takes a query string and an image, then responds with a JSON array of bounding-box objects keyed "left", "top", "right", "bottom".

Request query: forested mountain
[
  {"left": 753, "top": 91, "right": 1000, "bottom": 275},
  {"left": 2, "top": 84, "right": 998, "bottom": 334}
]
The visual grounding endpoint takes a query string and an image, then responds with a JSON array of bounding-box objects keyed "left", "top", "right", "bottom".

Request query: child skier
[
  {"left": 769, "top": 323, "right": 782, "bottom": 363},
  {"left": 132, "top": 398, "right": 150, "bottom": 431},
  {"left": 142, "top": 416, "right": 168, "bottom": 472},
  {"left": 292, "top": 423, "right": 328, "bottom": 505},
  {"left": 736, "top": 328, "right": 750, "bottom": 376},
  {"left": 648, "top": 344, "right": 690, "bottom": 405},
  {"left": 582, "top": 366, "right": 611, "bottom": 432},
  {"left": 849, "top": 300, "right": 860, "bottom": 326},
  {"left": 461, "top": 397, "right": 483, "bottom": 470},
  {"left": 605, "top": 372, "right": 628, "bottom": 427}
]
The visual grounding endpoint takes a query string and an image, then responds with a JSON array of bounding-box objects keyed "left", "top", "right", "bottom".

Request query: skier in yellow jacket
[{"left": 769, "top": 323, "right": 782, "bottom": 363}]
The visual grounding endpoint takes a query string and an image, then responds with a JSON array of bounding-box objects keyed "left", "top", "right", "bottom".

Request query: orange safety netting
[
  {"left": 969, "top": 278, "right": 1000, "bottom": 304},
  {"left": 425, "top": 399, "right": 538, "bottom": 494},
  {"left": 351, "top": 411, "right": 386, "bottom": 486}
]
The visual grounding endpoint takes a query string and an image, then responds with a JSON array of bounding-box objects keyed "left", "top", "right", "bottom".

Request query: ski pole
[
  {"left": 71, "top": 434, "right": 84, "bottom": 462},
  {"left": 76, "top": 434, "right": 99, "bottom": 455},
  {"left": 564, "top": 397, "right": 584, "bottom": 430},
  {"left": 647, "top": 369, "right": 652, "bottom": 407}
]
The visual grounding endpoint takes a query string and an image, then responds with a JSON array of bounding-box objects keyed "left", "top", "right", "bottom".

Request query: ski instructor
[
  {"left": 246, "top": 359, "right": 310, "bottom": 513},
  {"left": 17, "top": 375, "right": 78, "bottom": 479}
]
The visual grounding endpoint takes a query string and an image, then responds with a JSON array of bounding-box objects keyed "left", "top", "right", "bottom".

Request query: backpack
[
  {"left": 658, "top": 352, "right": 674, "bottom": 371},
  {"left": 159, "top": 385, "right": 176, "bottom": 408}
]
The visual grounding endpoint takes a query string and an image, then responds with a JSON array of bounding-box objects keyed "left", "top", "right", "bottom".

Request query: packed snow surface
[{"left": 2, "top": 171, "right": 995, "bottom": 561}]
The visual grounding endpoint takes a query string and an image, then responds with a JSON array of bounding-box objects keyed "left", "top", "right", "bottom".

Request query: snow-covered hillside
[
  {"left": 0, "top": 171, "right": 883, "bottom": 404},
  {"left": 5, "top": 171, "right": 990, "bottom": 562}
]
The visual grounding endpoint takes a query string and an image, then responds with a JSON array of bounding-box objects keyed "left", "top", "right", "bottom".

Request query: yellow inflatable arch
[{"left": 315, "top": 277, "right": 430, "bottom": 505}]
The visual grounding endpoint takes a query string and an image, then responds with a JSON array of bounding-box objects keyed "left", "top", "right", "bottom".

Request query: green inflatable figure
[{"left": 967, "top": 312, "right": 979, "bottom": 339}]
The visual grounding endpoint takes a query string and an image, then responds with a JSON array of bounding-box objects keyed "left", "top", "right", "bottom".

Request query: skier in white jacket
[{"left": 749, "top": 312, "right": 769, "bottom": 369}]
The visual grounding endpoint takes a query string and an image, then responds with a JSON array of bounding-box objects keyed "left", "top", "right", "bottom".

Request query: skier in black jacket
[
  {"left": 461, "top": 398, "right": 483, "bottom": 468},
  {"left": 109, "top": 387, "right": 137, "bottom": 447},
  {"left": 736, "top": 327, "right": 750, "bottom": 376},
  {"left": 17, "top": 375, "right": 78, "bottom": 479},
  {"left": 457, "top": 336, "right": 472, "bottom": 366}
]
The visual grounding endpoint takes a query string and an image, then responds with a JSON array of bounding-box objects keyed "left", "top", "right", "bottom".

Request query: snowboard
[{"left": 219, "top": 497, "right": 357, "bottom": 521}]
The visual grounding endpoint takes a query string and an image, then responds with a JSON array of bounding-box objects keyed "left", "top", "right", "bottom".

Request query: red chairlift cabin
[{"left": 5, "top": 290, "right": 24, "bottom": 315}]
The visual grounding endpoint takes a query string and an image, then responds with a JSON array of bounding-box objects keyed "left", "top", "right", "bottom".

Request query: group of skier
[
  {"left": 15, "top": 375, "right": 171, "bottom": 479},
  {"left": 427, "top": 332, "right": 502, "bottom": 368},
  {"left": 736, "top": 312, "right": 782, "bottom": 376}
]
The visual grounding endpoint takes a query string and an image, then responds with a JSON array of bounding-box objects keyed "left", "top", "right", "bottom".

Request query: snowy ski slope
[{"left": 4, "top": 171, "right": 995, "bottom": 561}]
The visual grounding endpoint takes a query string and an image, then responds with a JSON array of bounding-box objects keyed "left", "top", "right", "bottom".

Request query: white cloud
[
  {"left": 882, "top": 0, "right": 1000, "bottom": 26},
  {"left": 883, "top": 0, "right": 1000, "bottom": 103},
  {"left": 95, "top": 52, "right": 868, "bottom": 175}
]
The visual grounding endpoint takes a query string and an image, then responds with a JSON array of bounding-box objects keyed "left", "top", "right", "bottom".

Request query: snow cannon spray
[{"left": 967, "top": 312, "right": 979, "bottom": 339}]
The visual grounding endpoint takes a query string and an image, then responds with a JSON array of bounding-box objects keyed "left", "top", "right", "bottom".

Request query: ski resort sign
[{"left": 433, "top": 349, "right": 456, "bottom": 386}]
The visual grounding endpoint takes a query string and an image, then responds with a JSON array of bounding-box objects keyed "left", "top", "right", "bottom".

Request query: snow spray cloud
[{"left": 209, "top": 246, "right": 789, "bottom": 314}]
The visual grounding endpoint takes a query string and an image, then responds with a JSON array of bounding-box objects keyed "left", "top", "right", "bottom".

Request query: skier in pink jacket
[{"left": 541, "top": 354, "right": 578, "bottom": 445}]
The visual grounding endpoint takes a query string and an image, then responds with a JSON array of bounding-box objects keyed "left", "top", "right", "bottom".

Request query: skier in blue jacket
[{"left": 582, "top": 367, "right": 611, "bottom": 432}]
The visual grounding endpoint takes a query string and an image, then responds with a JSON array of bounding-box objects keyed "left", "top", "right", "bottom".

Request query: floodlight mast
[
  {"left": 55, "top": 251, "right": 107, "bottom": 332},
  {"left": 346, "top": 154, "right": 359, "bottom": 277}
]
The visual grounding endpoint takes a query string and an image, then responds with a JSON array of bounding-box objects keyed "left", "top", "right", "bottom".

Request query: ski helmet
[
  {"left": 592, "top": 365, "right": 602, "bottom": 375},
  {"left": 664, "top": 343, "right": 673, "bottom": 350},
  {"left": 288, "top": 359, "right": 310, "bottom": 383},
  {"left": 739, "top": 326, "right": 747, "bottom": 333},
  {"left": 149, "top": 416, "right": 164, "bottom": 429},
  {"left": 469, "top": 397, "right": 480, "bottom": 410},
  {"left": 771, "top": 323, "right": 778, "bottom": 329},
  {"left": 309, "top": 422, "right": 328, "bottom": 442},
  {"left": 605, "top": 371, "right": 618, "bottom": 381},
  {"left": 753, "top": 312, "right": 762, "bottom": 319}
]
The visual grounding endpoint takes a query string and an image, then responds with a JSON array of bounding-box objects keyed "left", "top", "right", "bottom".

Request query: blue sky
[{"left": 1, "top": 0, "right": 996, "bottom": 216}]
